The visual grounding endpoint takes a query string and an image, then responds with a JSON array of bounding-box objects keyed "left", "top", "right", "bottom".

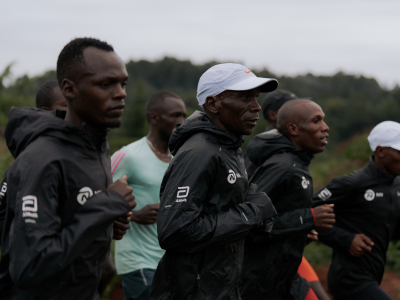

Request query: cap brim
[{"left": 226, "top": 77, "right": 278, "bottom": 93}]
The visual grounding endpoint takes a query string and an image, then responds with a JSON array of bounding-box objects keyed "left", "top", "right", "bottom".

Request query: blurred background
[{"left": 1, "top": 1, "right": 400, "bottom": 298}]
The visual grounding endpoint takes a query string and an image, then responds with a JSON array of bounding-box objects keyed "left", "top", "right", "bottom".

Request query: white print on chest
[{"left": 301, "top": 176, "right": 310, "bottom": 189}]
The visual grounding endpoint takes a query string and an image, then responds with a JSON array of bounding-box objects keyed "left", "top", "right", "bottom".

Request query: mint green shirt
[{"left": 111, "top": 137, "right": 167, "bottom": 274}]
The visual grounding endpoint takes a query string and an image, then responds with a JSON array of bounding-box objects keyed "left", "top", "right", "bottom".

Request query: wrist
[{"left": 310, "top": 208, "right": 316, "bottom": 224}]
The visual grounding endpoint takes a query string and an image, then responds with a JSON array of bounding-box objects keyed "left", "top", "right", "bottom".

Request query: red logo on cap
[{"left": 245, "top": 70, "right": 251, "bottom": 74}]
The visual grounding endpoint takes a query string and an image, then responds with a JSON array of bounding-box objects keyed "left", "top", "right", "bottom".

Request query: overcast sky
[{"left": 1, "top": 0, "right": 399, "bottom": 88}]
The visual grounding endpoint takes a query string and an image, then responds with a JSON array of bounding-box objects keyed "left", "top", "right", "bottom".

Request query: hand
[
  {"left": 349, "top": 233, "right": 374, "bottom": 257},
  {"left": 245, "top": 184, "right": 277, "bottom": 222},
  {"left": 131, "top": 202, "right": 160, "bottom": 225},
  {"left": 113, "top": 212, "right": 132, "bottom": 240},
  {"left": 107, "top": 175, "right": 136, "bottom": 209},
  {"left": 306, "top": 229, "right": 318, "bottom": 245},
  {"left": 313, "top": 204, "right": 335, "bottom": 229}
]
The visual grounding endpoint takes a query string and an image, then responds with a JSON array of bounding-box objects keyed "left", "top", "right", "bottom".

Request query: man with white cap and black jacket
[
  {"left": 149, "top": 63, "right": 278, "bottom": 300},
  {"left": 313, "top": 121, "right": 400, "bottom": 300}
]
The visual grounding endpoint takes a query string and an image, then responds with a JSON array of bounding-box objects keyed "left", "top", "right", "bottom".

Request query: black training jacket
[
  {"left": 240, "top": 129, "right": 315, "bottom": 300},
  {"left": 0, "top": 107, "right": 130, "bottom": 300},
  {"left": 149, "top": 111, "right": 276, "bottom": 300},
  {"left": 313, "top": 157, "right": 400, "bottom": 298}
]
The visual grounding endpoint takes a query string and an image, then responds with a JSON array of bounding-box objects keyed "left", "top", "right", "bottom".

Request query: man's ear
[
  {"left": 204, "top": 96, "right": 219, "bottom": 115},
  {"left": 375, "top": 146, "right": 386, "bottom": 158},
  {"left": 268, "top": 110, "right": 278, "bottom": 122},
  {"left": 61, "top": 79, "right": 76, "bottom": 101},
  {"left": 287, "top": 123, "right": 299, "bottom": 136},
  {"left": 148, "top": 111, "right": 159, "bottom": 126}
]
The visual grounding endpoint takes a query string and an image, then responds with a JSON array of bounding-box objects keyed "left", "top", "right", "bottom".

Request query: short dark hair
[
  {"left": 56, "top": 37, "right": 114, "bottom": 85},
  {"left": 145, "top": 91, "right": 181, "bottom": 123},
  {"left": 35, "top": 81, "right": 60, "bottom": 109},
  {"left": 262, "top": 90, "right": 298, "bottom": 121}
]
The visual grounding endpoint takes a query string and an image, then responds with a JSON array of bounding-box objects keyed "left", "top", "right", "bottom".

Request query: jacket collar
[{"left": 366, "top": 156, "right": 395, "bottom": 184}]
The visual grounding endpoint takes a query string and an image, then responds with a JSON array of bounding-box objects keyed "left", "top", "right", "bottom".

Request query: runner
[
  {"left": 0, "top": 37, "right": 136, "bottom": 300},
  {"left": 35, "top": 80, "right": 67, "bottom": 111},
  {"left": 111, "top": 91, "right": 186, "bottom": 300},
  {"left": 240, "top": 99, "right": 335, "bottom": 300},
  {"left": 244, "top": 90, "right": 330, "bottom": 300},
  {"left": 149, "top": 63, "right": 278, "bottom": 300},
  {"left": 313, "top": 121, "right": 400, "bottom": 300}
]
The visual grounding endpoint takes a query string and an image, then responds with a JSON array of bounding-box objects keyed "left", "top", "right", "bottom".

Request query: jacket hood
[
  {"left": 247, "top": 129, "right": 313, "bottom": 166},
  {"left": 5, "top": 107, "right": 106, "bottom": 158},
  {"left": 168, "top": 111, "right": 243, "bottom": 155}
]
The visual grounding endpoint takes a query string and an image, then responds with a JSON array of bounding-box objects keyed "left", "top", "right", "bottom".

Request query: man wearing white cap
[
  {"left": 313, "top": 121, "right": 400, "bottom": 300},
  {"left": 149, "top": 63, "right": 278, "bottom": 300}
]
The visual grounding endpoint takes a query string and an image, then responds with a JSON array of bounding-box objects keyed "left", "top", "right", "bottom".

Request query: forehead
[
  {"left": 80, "top": 47, "right": 128, "bottom": 79},
  {"left": 302, "top": 102, "right": 324, "bottom": 119},
  {"left": 224, "top": 87, "right": 260, "bottom": 97},
  {"left": 160, "top": 97, "right": 186, "bottom": 112}
]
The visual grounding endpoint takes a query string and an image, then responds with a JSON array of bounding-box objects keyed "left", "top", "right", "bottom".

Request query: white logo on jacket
[
  {"left": 77, "top": 187, "right": 93, "bottom": 205},
  {"left": 176, "top": 186, "right": 189, "bottom": 202},
  {"left": 301, "top": 176, "right": 310, "bottom": 189},
  {"left": 364, "top": 189, "right": 375, "bottom": 201},
  {"left": 22, "top": 195, "right": 38, "bottom": 219},
  {"left": 227, "top": 170, "right": 237, "bottom": 184},
  {"left": 0, "top": 182, "right": 7, "bottom": 197},
  {"left": 318, "top": 188, "right": 332, "bottom": 200}
]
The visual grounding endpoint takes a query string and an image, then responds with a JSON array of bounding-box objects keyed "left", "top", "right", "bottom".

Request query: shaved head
[
  {"left": 277, "top": 99, "right": 318, "bottom": 135},
  {"left": 277, "top": 99, "right": 329, "bottom": 154}
]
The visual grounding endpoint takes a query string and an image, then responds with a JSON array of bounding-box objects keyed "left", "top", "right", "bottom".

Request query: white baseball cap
[
  {"left": 368, "top": 121, "right": 400, "bottom": 151},
  {"left": 196, "top": 63, "right": 278, "bottom": 106}
]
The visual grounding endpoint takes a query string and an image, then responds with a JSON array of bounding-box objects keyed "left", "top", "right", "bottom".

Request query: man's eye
[{"left": 100, "top": 83, "right": 110, "bottom": 88}]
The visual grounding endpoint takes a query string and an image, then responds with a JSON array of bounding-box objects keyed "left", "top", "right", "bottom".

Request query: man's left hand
[
  {"left": 306, "top": 229, "right": 318, "bottom": 244},
  {"left": 113, "top": 212, "right": 133, "bottom": 240}
]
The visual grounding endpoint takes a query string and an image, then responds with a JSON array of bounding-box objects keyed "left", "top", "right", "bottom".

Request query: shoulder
[
  {"left": 261, "top": 152, "right": 294, "bottom": 173},
  {"left": 176, "top": 132, "right": 220, "bottom": 158},
  {"left": 111, "top": 138, "right": 147, "bottom": 169}
]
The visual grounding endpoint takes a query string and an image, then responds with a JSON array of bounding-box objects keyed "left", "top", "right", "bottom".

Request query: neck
[
  {"left": 65, "top": 110, "right": 104, "bottom": 134},
  {"left": 373, "top": 155, "right": 390, "bottom": 174},
  {"left": 147, "top": 128, "right": 170, "bottom": 154},
  {"left": 206, "top": 113, "right": 234, "bottom": 136}
]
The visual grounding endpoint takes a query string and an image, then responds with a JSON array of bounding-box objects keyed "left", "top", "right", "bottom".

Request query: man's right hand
[
  {"left": 107, "top": 175, "right": 136, "bottom": 209},
  {"left": 245, "top": 184, "right": 277, "bottom": 221},
  {"left": 349, "top": 233, "right": 374, "bottom": 257},
  {"left": 314, "top": 204, "right": 335, "bottom": 229},
  {"left": 131, "top": 202, "right": 160, "bottom": 225}
]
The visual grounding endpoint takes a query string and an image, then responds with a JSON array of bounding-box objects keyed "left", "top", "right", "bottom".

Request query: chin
[{"left": 104, "top": 120, "right": 122, "bottom": 129}]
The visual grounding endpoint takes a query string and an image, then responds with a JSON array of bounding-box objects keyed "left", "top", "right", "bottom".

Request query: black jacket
[
  {"left": 313, "top": 157, "right": 400, "bottom": 298},
  {"left": 149, "top": 111, "right": 276, "bottom": 300},
  {"left": 240, "top": 129, "right": 315, "bottom": 300},
  {"left": 0, "top": 107, "right": 130, "bottom": 300}
]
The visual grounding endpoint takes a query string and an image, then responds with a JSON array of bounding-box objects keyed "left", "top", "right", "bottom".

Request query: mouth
[
  {"left": 245, "top": 118, "right": 259, "bottom": 127},
  {"left": 320, "top": 135, "right": 329, "bottom": 145},
  {"left": 108, "top": 105, "right": 125, "bottom": 116}
]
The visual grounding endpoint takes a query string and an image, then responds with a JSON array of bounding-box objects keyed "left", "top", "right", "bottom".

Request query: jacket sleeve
[
  {"left": 0, "top": 170, "right": 8, "bottom": 246},
  {"left": 157, "top": 149, "right": 270, "bottom": 253},
  {"left": 8, "top": 161, "right": 131, "bottom": 288},
  {"left": 251, "top": 161, "right": 315, "bottom": 239},
  {"left": 312, "top": 175, "right": 356, "bottom": 250},
  {"left": 269, "top": 208, "right": 315, "bottom": 237}
]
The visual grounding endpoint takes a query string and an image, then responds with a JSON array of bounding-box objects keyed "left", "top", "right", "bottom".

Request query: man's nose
[{"left": 250, "top": 99, "right": 261, "bottom": 112}]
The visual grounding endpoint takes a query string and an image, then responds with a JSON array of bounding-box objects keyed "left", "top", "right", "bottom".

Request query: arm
[
  {"left": 9, "top": 162, "right": 131, "bottom": 288},
  {"left": 251, "top": 161, "right": 317, "bottom": 238},
  {"left": 157, "top": 150, "right": 275, "bottom": 253},
  {"left": 312, "top": 176, "right": 359, "bottom": 250}
]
